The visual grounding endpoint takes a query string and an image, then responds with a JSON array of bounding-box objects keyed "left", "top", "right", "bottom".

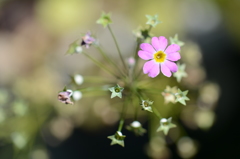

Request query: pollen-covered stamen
[{"left": 153, "top": 51, "right": 166, "bottom": 63}]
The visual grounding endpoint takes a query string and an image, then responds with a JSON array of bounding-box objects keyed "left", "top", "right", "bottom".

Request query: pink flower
[
  {"left": 81, "top": 32, "right": 95, "bottom": 48},
  {"left": 138, "top": 36, "right": 181, "bottom": 78},
  {"left": 58, "top": 91, "right": 73, "bottom": 104}
]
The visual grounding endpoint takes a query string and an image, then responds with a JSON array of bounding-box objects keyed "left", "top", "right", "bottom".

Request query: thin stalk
[
  {"left": 77, "top": 86, "right": 111, "bottom": 92},
  {"left": 127, "top": 62, "right": 134, "bottom": 86},
  {"left": 96, "top": 46, "right": 127, "bottom": 77},
  {"left": 133, "top": 25, "right": 153, "bottom": 80},
  {"left": 134, "top": 102, "right": 139, "bottom": 121},
  {"left": 117, "top": 97, "right": 130, "bottom": 131},
  {"left": 81, "top": 76, "right": 113, "bottom": 83},
  {"left": 118, "top": 119, "right": 124, "bottom": 132},
  {"left": 107, "top": 25, "right": 128, "bottom": 72},
  {"left": 133, "top": 89, "right": 143, "bottom": 121},
  {"left": 152, "top": 106, "right": 162, "bottom": 119},
  {"left": 133, "top": 41, "right": 140, "bottom": 80},
  {"left": 82, "top": 52, "right": 118, "bottom": 77},
  {"left": 135, "top": 65, "right": 144, "bottom": 80}
]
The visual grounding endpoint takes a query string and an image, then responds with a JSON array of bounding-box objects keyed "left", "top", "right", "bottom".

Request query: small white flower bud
[
  {"left": 73, "top": 91, "right": 82, "bottom": 101},
  {"left": 74, "top": 74, "right": 84, "bottom": 85},
  {"left": 160, "top": 118, "right": 167, "bottom": 123},
  {"left": 117, "top": 131, "right": 123, "bottom": 136},
  {"left": 131, "top": 121, "right": 141, "bottom": 128},
  {"left": 127, "top": 57, "right": 135, "bottom": 67},
  {"left": 75, "top": 46, "right": 83, "bottom": 53}
]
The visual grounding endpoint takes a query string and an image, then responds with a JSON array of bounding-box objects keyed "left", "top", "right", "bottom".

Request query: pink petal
[
  {"left": 140, "top": 43, "right": 156, "bottom": 53},
  {"left": 161, "top": 63, "right": 172, "bottom": 77},
  {"left": 165, "top": 44, "right": 180, "bottom": 54},
  {"left": 143, "top": 60, "right": 160, "bottom": 78},
  {"left": 167, "top": 52, "right": 181, "bottom": 61},
  {"left": 158, "top": 36, "right": 168, "bottom": 51},
  {"left": 138, "top": 50, "right": 153, "bottom": 60},
  {"left": 148, "top": 62, "right": 160, "bottom": 78},
  {"left": 151, "top": 37, "right": 160, "bottom": 51},
  {"left": 151, "top": 36, "right": 168, "bottom": 51},
  {"left": 164, "top": 60, "right": 178, "bottom": 72},
  {"left": 143, "top": 60, "right": 156, "bottom": 74}
]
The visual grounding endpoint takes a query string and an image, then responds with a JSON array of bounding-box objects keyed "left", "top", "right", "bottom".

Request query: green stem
[
  {"left": 118, "top": 119, "right": 124, "bottom": 132},
  {"left": 80, "top": 76, "right": 113, "bottom": 83},
  {"left": 135, "top": 66, "right": 144, "bottom": 80},
  {"left": 77, "top": 86, "right": 110, "bottom": 92},
  {"left": 117, "top": 97, "right": 130, "bottom": 131},
  {"left": 82, "top": 52, "right": 118, "bottom": 77},
  {"left": 152, "top": 106, "right": 162, "bottom": 119},
  {"left": 134, "top": 103, "right": 139, "bottom": 121},
  {"left": 134, "top": 25, "right": 153, "bottom": 80},
  {"left": 133, "top": 42, "right": 140, "bottom": 80},
  {"left": 107, "top": 25, "right": 128, "bottom": 72},
  {"left": 133, "top": 89, "right": 143, "bottom": 120},
  {"left": 137, "top": 90, "right": 162, "bottom": 119},
  {"left": 96, "top": 46, "right": 127, "bottom": 77},
  {"left": 148, "top": 25, "right": 152, "bottom": 32}
]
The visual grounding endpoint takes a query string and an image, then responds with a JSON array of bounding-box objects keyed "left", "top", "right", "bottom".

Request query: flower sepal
[
  {"left": 132, "top": 26, "right": 152, "bottom": 43},
  {"left": 126, "top": 121, "right": 146, "bottom": 136},
  {"left": 173, "top": 63, "right": 187, "bottom": 83},
  {"left": 146, "top": 14, "right": 161, "bottom": 27},
  {"left": 170, "top": 34, "right": 185, "bottom": 47},
  {"left": 107, "top": 131, "right": 126, "bottom": 147},
  {"left": 157, "top": 117, "right": 176, "bottom": 135},
  {"left": 162, "top": 86, "right": 178, "bottom": 104},
  {"left": 109, "top": 84, "right": 124, "bottom": 99},
  {"left": 175, "top": 89, "right": 190, "bottom": 105},
  {"left": 96, "top": 12, "right": 112, "bottom": 28},
  {"left": 140, "top": 99, "right": 154, "bottom": 112}
]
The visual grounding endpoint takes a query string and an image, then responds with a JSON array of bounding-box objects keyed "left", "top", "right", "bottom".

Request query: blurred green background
[{"left": 1, "top": 0, "right": 240, "bottom": 158}]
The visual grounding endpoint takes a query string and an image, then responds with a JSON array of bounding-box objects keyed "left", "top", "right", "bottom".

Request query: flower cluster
[{"left": 58, "top": 13, "right": 189, "bottom": 147}]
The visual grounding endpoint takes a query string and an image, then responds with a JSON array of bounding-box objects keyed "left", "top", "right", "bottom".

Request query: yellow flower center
[{"left": 153, "top": 51, "right": 166, "bottom": 63}]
